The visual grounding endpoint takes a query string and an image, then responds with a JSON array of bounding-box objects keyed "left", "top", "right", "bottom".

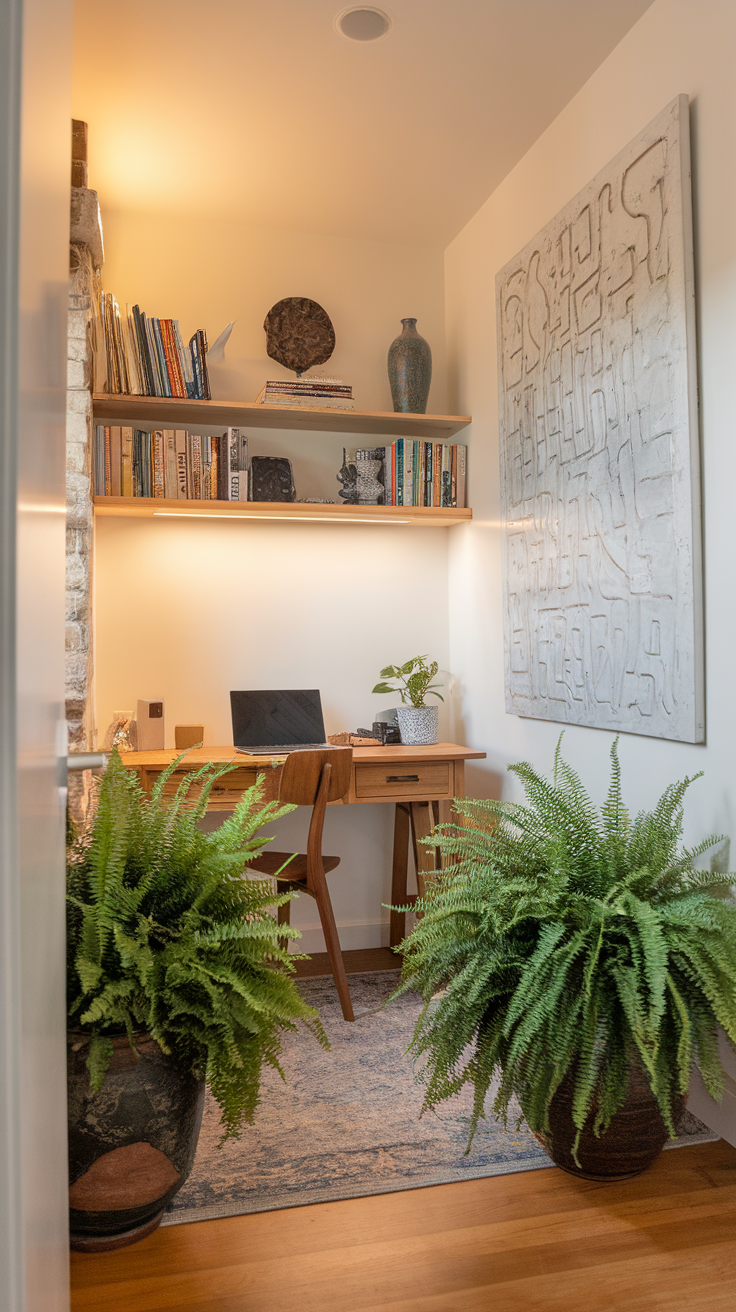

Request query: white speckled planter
[{"left": 396, "top": 705, "right": 439, "bottom": 746}]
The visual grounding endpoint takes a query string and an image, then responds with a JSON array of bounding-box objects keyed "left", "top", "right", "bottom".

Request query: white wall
[
  {"left": 1, "top": 0, "right": 72, "bottom": 1307},
  {"left": 93, "top": 211, "right": 451, "bottom": 951},
  {"left": 445, "top": 0, "right": 736, "bottom": 1131},
  {"left": 95, "top": 515, "right": 450, "bottom": 948}
]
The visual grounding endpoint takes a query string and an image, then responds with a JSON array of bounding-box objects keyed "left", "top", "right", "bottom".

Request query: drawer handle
[{"left": 387, "top": 774, "right": 420, "bottom": 783}]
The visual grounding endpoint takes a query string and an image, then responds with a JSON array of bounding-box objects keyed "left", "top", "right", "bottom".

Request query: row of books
[
  {"left": 256, "top": 376, "right": 354, "bottom": 411},
  {"left": 94, "top": 427, "right": 249, "bottom": 501},
  {"left": 95, "top": 291, "right": 211, "bottom": 400},
  {"left": 351, "top": 441, "right": 467, "bottom": 508}
]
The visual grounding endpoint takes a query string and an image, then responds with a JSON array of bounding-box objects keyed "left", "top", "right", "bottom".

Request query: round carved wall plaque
[{"left": 263, "top": 297, "right": 336, "bottom": 376}]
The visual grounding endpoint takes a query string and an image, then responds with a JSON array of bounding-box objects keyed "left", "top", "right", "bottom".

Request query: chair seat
[{"left": 249, "top": 851, "right": 341, "bottom": 881}]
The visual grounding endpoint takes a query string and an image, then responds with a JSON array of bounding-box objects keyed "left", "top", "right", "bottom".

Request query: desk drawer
[
  {"left": 354, "top": 762, "right": 450, "bottom": 799},
  {"left": 148, "top": 766, "right": 279, "bottom": 804}
]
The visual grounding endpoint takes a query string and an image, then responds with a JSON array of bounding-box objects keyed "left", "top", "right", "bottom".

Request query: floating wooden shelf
[
  {"left": 92, "top": 394, "right": 472, "bottom": 439},
  {"left": 93, "top": 497, "right": 472, "bottom": 527}
]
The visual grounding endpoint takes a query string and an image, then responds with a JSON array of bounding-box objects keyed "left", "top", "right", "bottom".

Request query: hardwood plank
[
  {"left": 293, "top": 946, "right": 399, "bottom": 976},
  {"left": 70, "top": 1141, "right": 736, "bottom": 1312},
  {"left": 92, "top": 394, "right": 471, "bottom": 439}
]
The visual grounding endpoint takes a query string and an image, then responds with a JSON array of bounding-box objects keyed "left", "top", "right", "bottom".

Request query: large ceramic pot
[
  {"left": 396, "top": 705, "right": 439, "bottom": 746},
  {"left": 539, "top": 1056, "right": 683, "bottom": 1181},
  {"left": 388, "top": 318, "right": 432, "bottom": 414},
  {"left": 67, "top": 1033, "right": 205, "bottom": 1251}
]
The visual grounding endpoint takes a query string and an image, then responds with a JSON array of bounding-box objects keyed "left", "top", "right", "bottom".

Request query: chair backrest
[{"left": 278, "top": 747, "right": 353, "bottom": 806}]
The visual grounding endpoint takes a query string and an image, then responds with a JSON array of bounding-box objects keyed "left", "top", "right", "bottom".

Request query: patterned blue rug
[{"left": 163, "top": 971, "right": 716, "bottom": 1224}]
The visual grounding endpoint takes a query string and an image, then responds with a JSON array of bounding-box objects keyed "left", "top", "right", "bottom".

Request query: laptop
[{"left": 231, "top": 689, "right": 329, "bottom": 754}]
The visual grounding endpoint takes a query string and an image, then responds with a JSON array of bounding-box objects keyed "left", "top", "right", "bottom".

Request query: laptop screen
[{"left": 230, "top": 689, "right": 326, "bottom": 748}]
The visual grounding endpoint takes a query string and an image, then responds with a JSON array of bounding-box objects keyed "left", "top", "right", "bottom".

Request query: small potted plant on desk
[
  {"left": 66, "top": 749, "right": 325, "bottom": 1251},
  {"left": 394, "top": 738, "right": 736, "bottom": 1180},
  {"left": 372, "top": 655, "right": 443, "bottom": 745}
]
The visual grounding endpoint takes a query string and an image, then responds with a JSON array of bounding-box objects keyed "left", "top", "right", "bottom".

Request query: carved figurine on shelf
[{"left": 337, "top": 448, "right": 359, "bottom": 503}]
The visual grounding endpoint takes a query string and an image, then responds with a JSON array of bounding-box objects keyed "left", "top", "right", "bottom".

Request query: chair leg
[
  {"left": 310, "top": 871, "right": 355, "bottom": 1022},
  {"left": 277, "top": 896, "right": 291, "bottom": 953}
]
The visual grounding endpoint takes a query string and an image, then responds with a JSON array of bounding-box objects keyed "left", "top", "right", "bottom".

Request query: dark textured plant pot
[
  {"left": 540, "top": 1057, "right": 683, "bottom": 1181},
  {"left": 67, "top": 1033, "right": 205, "bottom": 1251},
  {"left": 388, "top": 318, "right": 432, "bottom": 414}
]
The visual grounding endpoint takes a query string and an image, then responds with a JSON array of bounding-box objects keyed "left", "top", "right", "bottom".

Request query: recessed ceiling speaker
[{"left": 335, "top": 6, "right": 392, "bottom": 42}]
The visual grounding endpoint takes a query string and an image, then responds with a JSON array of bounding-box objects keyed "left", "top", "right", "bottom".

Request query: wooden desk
[{"left": 120, "top": 742, "right": 486, "bottom": 947}]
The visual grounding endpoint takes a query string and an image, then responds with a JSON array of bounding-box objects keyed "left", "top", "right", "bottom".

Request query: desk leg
[
  {"left": 390, "top": 803, "right": 411, "bottom": 948},
  {"left": 410, "top": 801, "right": 442, "bottom": 900}
]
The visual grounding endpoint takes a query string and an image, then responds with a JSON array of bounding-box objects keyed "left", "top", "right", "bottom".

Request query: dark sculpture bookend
[
  {"left": 337, "top": 448, "right": 359, "bottom": 504},
  {"left": 249, "top": 456, "right": 296, "bottom": 503}
]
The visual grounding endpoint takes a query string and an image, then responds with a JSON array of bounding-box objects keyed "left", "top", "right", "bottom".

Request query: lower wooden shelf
[{"left": 93, "top": 497, "right": 472, "bottom": 526}]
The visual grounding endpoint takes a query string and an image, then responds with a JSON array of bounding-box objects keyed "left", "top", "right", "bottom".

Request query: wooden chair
[{"left": 249, "top": 747, "right": 355, "bottom": 1022}]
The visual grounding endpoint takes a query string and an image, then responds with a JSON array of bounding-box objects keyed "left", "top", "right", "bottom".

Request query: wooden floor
[{"left": 70, "top": 1139, "right": 736, "bottom": 1311}]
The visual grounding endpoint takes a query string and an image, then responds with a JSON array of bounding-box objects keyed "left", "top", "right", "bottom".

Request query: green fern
[
  {"left": 67, "top": 748, "right": 327, "bottom": 1139},
  {"left": 394, "top": 736, "right": 736, "bottom": 1163}
]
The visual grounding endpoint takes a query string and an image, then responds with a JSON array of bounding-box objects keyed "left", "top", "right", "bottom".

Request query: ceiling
[{"left": 73, "top": 0, "right": 655, "bottom": 246}]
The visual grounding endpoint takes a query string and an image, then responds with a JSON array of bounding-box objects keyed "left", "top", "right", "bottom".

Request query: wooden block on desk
[{"left": 175, "top": 724, "right": 205, "bottom": 750}]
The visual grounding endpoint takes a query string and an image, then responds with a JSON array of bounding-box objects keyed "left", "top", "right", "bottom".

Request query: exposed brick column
[{"left": 66, "top": 119, "right": 103, "bottom": 821}]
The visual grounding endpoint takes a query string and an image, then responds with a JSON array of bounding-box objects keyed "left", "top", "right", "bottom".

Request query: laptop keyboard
[{"left": 236, "top": 743, "right": 328, "bottom": 755}]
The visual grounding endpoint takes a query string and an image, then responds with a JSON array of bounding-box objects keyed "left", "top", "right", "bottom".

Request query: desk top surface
[{"left": 120, "top": 742, "right": 487, "bottom": 768}]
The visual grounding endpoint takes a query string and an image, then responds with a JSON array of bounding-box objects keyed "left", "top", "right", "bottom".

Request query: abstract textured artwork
[{"left": 496, "top": 96, "right": 703, "bottom": 742}]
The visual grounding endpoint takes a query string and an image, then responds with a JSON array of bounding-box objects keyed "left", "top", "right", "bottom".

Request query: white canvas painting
[{"left": 496, "top": 95, "right": 703, "bottom": 743}]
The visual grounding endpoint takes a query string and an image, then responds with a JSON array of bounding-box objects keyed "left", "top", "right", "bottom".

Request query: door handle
[{"left": 387, "top": 774, "right": 420, "bottom": 783}]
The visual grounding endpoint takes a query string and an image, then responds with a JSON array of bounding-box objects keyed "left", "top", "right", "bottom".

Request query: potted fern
[
  {"left": 67, "top": 749, "right": 325, "bottom": 1250},
  {"left": 396, "top": 738, "right": 736, "bottom": 1180},
  {"left": 372, "top": 654, "right": 444, "bottom": 745}
]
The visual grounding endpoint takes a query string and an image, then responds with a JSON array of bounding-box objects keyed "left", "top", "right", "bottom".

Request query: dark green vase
[{"left": 388, "top": 318, "right": 432, "bottom": 414}]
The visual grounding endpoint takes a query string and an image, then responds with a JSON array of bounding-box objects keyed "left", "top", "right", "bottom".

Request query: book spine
[
  {"left": 104, "top": 426, "right": 112, "bottom": 495},
  {"left": 455, "top": 444, "right": 466, "bottom": 509},
  {"left": 210, "top": 440, "right": 218, "bottom": 499},
  {"left": 94, "top": 426, "right": 105, "bottom": 494},
  {"left": 131, "top": 307, "right": 149, "bottom": 395},
  {"left": 228, "top": 428, "right": 240, "bottom": 500},
  {"left": 450, "top": 444, "right": 457, "bottom": 508},
  {"left": 132, "top": 430, "right": 141, "bottom": 497},
  {"left": 191, "top": 434, "right": 202, "bottom": 500},
  {"left": 390, "top": 443, "right": 396, "bottom": 506},
  {"left": 152, "top": 430, "right": 165, "bottom": 498},
  {"left": 163, "top": 430, "right": 177, "bottom": 498},
  {"left": 143, "top": 431, "right": 152, "bottom": 497},
  {"left": 198, "top": 329, "right": 211, "bottom": 400},
  {"left": 175, "top": 430, "right": 188, "bottom": 498},
  {"left": 200, "top": 435, "right": 210, "bottom": 500},
  {"left": 153, "top": 320, "right": 172, "bottom": 397},
  {"left": 217, "top": 432, "right": 229, "bottom": 500},
  {"left": 110, "top": 426, "right": 121, "bottom": 497},
  {"left": 237, "top": 470, "right": 248, "bottom": 502},
  {"left": 173, "top": 320, "right": 195, "bottom": 399},
  {"left": 432, "top": 443, "right": 441, "bottom": 507},
  {"left": 159, "top": 320, "right": 179, "bottom": 397},
  {"left": 395, "top": 440, "right": 403, "bottom": 506}
]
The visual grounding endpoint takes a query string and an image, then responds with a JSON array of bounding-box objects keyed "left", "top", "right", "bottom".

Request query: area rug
[{"left": 163, "top": 971, "right": 717, "bottom": 1225}]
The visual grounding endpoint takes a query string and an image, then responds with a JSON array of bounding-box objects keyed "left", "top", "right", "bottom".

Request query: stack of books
[
  {"left": 95, "top": 291, "right": 211, "bottom": 400},
  {"left": 344, "top": 440, "right": 467, "bottom": 508},
  {"left": 256, "top": 377, "right": 354, "bottom": 410},
  {"left": 94, "top": 426, "right": 249, "bottom": 501}
]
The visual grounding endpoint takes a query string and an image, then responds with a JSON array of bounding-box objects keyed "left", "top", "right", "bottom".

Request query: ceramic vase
[
  {"left": 396, "top": 705, "right": 439, "bottom": 746},
  {"left": 67, "top": 1032, "right": 205, "bottom": 1251},
  {"left": 388, "top": 319, "right": 432, "bottom": 414},
  {"left": 356, "top": 456, "right": 384, "bottom": 505},
  {"left": 535, "top": 1055, "right": 683, "bottom": 1181}
]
